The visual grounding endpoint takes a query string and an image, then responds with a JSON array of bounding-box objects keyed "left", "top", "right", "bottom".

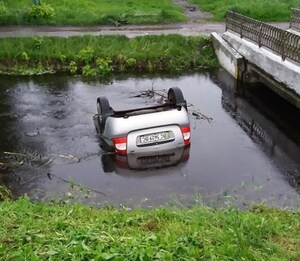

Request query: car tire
[
  {"left": 96, "top": 96, "right": 112, "bottom": 133},
  {"left": 168, "top": 87, "right": 187, "bottom": 110}
]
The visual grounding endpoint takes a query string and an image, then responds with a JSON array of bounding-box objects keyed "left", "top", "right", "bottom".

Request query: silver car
[{"left": 93, "top": 87, "right": 190, "bottom": 155}]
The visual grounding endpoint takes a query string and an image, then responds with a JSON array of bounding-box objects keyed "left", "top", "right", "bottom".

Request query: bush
[
  {"left": 0, "top": 1, "right": 7, "bottom": 15},
  {"left": 125, "top": 58, "right": 137, "bottom": 68},
  {"left": 96, "top": 58, "right": 113, "bottom": 75},
  {"left": 82, "top": 65, "right": 97, "bottom": 77},
  {"left": 78, "top": 47, "right": 95, "bottom": 64},
  {"left": 24, "top": 4, "right": 55, "bottom": 23},
  {"left": 69, "top": 61, "right": 77, "bottom": 74},
  {"left": 19, "top": 52, "right": 30, "bottom": 63}
]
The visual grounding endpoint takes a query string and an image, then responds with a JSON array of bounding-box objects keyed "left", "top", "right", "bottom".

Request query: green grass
[
  {"left": 190, "top": 0, "right": 300, "bottom": 21},
  {"left": 0, "top": 35, "right": 219, "bottom": 76},
  {"left": 0, "top": 197, "right": 299, "bottom": 260},
  {"left": 0, "top": 0, "right": 186, "bottom": 25}
]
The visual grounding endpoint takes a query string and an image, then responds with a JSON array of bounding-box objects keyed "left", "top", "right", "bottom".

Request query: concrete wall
[
  {"left": 211, "top": 32, "right": 244, "bottom": 80},
  {"left": 211, "top": 31, "right": 300, "bottom": 108},
  {"left": 221, "top": 31, "right": 300, "bottom": 96}
]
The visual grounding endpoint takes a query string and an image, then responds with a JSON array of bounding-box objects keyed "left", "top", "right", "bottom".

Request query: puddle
[{"left": 0, "top": 71, "right": 299, "bottom": 208}]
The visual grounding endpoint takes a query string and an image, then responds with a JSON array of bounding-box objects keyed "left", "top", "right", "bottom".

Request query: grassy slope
[
  {"left": 0, "top": 198, "right": 299, "bottom": 260},
  {"left": 0, "top": 0, "right": 186, "bottom": 25},
  {"left": 190, "top": 0, "right": 300, "bottom": 21},
  {"left": 0, "top": 35, "right": 218, "bottom": 75}
]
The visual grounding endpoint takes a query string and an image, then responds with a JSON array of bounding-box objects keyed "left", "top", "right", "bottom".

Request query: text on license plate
[{"left": 139, "top": 131, "right": 173, "bottom": 145}]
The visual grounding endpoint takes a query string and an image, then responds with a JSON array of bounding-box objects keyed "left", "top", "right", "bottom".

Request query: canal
[{"left": 0, "top": 70, "right": 299, "bottom": 208}]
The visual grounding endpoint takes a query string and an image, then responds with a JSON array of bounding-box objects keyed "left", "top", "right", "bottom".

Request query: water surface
[{"left": 0, "top": 71, "right": 299, "bottom": 208}]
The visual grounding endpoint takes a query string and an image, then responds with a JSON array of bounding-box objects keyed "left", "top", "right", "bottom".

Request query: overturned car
[{"left": 93, "top": 87, "right": 190, "bottom": 156}]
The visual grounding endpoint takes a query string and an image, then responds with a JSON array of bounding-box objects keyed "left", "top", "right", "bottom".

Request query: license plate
[
  {"left": 139, "top": 154, "right": 171, "bottom": 166},
  {"left": 139, "top": 131, "right": 172, "bottom": 145}
]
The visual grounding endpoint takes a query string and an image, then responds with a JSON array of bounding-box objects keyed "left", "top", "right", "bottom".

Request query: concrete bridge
[{"left": 212, "top": 10, "right": 300, "bottom": 109}]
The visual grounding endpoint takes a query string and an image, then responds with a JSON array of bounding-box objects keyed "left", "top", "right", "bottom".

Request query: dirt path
[
  {"left": 173, "top": 0, "right": 213, "bottom": 22},
  {"left": 0, "top": 22, "right": 289, "bottom": 38},
  {"left": 0, "top": 23, "right": 226, "bottom": 38}
]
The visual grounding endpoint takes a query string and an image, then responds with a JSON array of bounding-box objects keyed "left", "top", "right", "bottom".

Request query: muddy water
[{"left": 0, "top": 71, "right": 299, "bottom": 208}]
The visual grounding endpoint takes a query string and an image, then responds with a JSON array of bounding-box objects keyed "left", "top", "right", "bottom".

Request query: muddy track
[
  {"left": 0, "top": 22, "right": 227, "bottom": 38},
  {"left": 0, "top": 22, "right": 289, "bottom": 38}
]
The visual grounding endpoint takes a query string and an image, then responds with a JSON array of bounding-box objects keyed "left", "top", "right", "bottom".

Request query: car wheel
[
  {"left": 168, "top": 87, "right": 187, "bottom": 110},
  {"left": 96, "top": 96, "right": 111, "bottom": 133}
]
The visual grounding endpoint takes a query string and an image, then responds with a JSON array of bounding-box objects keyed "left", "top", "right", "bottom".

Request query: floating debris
[
  {"left": 129, "top": 88, "right": 213, "bottom": 123},
  {"left": 47, "top": 172, "right": 108, "bottom": 197},
  {"left": 190, "top": 110, "right": 213, "bottom": 123},
  {"left": 59, "top": 154, "right": 80, "bottom": 163}
]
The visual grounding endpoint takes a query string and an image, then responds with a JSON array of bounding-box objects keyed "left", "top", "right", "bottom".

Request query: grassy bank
[
  {"left": 190, "top": 0, "right": 300, "bottom": 21},
  {"left": 0, "top": 198, "right": 299, "bottom": 259},
  {"left": 0, "top": 0, "right": 185, "bottom": 26},
  {"left": 0, "top": 35, "right": 218, "bottom": 76}
]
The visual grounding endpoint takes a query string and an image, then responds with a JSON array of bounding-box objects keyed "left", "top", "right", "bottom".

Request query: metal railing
[
  {"left": 290, "top": 8, "right": 300, "bottom": 31},
  {"left": 226, "top": 11, "right": 300, "bottom": 64}
]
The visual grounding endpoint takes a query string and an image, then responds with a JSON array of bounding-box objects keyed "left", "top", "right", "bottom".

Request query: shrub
[
  {"left": 19, "top": 52, "right": 30, "bottom": 63},
  {"left": 96, "top": 58, "right": 113, "bottom": 75},
  {"left": 125, "top": 58, "right": 137, "bottom": 68},
  {"left": 59, "top": 54, "right": 66, "bottom": 63},
  {"left": 69, "top": 61, "right": 77, "bottom": 74},
  {"left": 0, "top": 1, "right": 7, "bottom": 15},
  {"left": 24, "top": 4, "right": 55, "bottom": 23},
  {"left": 78, "top": 47, "right": 94, "bottom": 64},
  {"left": 33, "top": 37, "right": 43, "bottom": 49},
  {"left": 82, "top": 64, "right": 97, "bottom": 77}
]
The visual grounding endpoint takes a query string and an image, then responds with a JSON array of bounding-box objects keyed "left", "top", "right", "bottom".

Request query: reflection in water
[
  {"left": 0, "top": 72, "right": 299, "bottom": 208},
  {"left": 102, "top": 146, "right": 190, "bottom": 173},
  {"left": 211, "top": 69, "right": 300, "bottom": 189}
]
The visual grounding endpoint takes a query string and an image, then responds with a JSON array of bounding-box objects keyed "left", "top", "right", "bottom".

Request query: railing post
[
  {"left": 240, "top": 21, "right": 243, "bottom": 39},
  {"left": 258, "top": 23, "right": 262, "bottom": 47},
  {"left": 282, "top": 32, "right": 287, "bottom": 61},
  {"left": 290, "top": 8, "right": 293, "bottom": 29}
]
